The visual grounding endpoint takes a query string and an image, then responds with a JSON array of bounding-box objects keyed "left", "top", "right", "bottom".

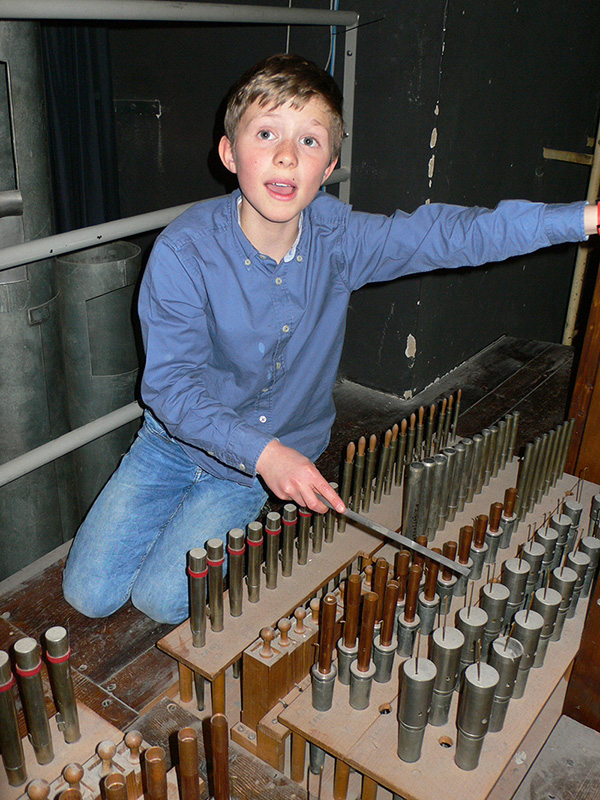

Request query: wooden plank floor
[{"left": 0, "top": 335, "right": 578, "bottom": 797}]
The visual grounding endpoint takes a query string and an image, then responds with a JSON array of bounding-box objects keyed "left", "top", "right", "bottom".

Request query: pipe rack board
[
  {"left": 156, "top": 486, "right": 402, "bottom": 681},
  {"left": 0, "top": 701, "right": 126, "bottom": 800},
  {"left": 277, "top": 467, "right": 599, "bottom": 800}
]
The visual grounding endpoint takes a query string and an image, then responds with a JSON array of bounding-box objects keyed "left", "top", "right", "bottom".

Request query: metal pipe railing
[
  {"left": 0, "top": 0, "right": 357, "bottom": 26},
  {"left": 0, "top": 403, "right": 143, "bottom": 489},
  {"left": 0, "top": 167, "right": 350, "bottom": 272}
]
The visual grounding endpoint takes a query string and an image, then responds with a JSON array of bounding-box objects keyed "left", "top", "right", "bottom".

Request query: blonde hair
[{"left": 224, "top": 54, "right": 344, "bottom": 162}]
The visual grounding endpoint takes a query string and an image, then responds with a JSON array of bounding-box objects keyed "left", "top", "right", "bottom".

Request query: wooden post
[
  {"left": 361, "top": 775, "right": 378, "bottom": 800},
  {"left": 290, "top": 732, "right": 306, "bottom": 784},
  {"left": 211, "top": 672, "right": 226, "bottom": 715},
  {"left": 178, "top": 663, "right": 193, "bottom": 703},
  {"left": 333, "top": 760, "right": 351, "bottom": 800}
]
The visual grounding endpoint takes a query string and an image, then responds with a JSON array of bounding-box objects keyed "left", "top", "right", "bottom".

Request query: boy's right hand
[{"left": 256, "top": 440, "right": 345, "bottom": 515}]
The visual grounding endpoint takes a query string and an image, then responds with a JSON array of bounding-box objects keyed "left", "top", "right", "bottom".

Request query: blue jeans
[{"left": 63, "top": 412, "right": 267, "bottom": 624}]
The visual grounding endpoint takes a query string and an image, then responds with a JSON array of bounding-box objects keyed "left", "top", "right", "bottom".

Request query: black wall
[{"left": 108, "top": 0, "right": 600, "bottom": 398}]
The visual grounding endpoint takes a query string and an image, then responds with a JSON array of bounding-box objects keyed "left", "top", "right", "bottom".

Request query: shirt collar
[{"left": 235, "top": 193, "right": 303, "bottom": 264}]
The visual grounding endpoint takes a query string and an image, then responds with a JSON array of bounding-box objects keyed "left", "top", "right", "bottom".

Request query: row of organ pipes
[{"left": 2, "top": 387, "right": 599, "bottom": 797}]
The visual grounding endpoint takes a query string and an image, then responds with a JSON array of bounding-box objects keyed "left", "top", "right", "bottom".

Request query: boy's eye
[
  {"left": 302, "top": 136, "right": 317, "bottom": 147},
  {"left": 258, "top": 129, "right": 274, "bottom": 140}
]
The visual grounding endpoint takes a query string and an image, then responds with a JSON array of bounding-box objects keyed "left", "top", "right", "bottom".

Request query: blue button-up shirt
[{"left": 138, "top": 189, "right": 585, "bottom": 486}]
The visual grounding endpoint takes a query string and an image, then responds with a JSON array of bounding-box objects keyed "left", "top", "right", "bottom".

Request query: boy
[{"left": 63, "top": 53, "right": 596, "bottom": 624}]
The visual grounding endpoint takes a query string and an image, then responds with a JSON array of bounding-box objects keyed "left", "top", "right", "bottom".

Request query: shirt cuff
[
  {"left": 225, "top": 425, "right": 275, "bottom": 477},
  {"left": 543, "top": 201, "right": 587, "bottom": 245}
]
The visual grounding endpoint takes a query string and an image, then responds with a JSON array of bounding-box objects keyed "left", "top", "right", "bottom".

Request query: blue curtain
[{"left": 41, "top": 25, "right": 121, "bottom": 233}]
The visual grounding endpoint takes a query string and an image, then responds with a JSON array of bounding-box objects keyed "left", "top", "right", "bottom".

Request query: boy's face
[{"left": 219, "top": 97, "right": 338, "bottom": 246}]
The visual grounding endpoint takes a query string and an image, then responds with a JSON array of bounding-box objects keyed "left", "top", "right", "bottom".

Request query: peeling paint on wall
[{"left": 405, "top": 333, "right": 417, "bottom": 369}]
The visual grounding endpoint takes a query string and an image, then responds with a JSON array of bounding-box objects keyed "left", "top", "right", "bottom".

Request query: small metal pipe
[
  {"left": 281, "top": 504, "right": 296, "bottom": 576},
  {"left": 499, "top": 487, "right": 518, "bottom": 550},
  {"left": 487, "top": 636, "right": 523, "bottom": 732},
  {"left": 325, "top": 484, "right": 338, "bottom": 543},
  {"left": 494, "top": 419, "right": 507, "bottom": 477},
  {"left": 429, "top": 626, "right": 464, "bottom": 726},
  {"left": 394, "top": 424, "right": 407, "bottom": 487},
  {"left": 549, "top": 566, "right": 577, "bottom": 642},
  {"left": 227, "top": 530, "right": 244, "bottom": 617},
  {"left": 485, "top": 425, "right": 499, "bottom": 485},
  {"left": 485, "top": 502, "right": 503, "bottom": 564},
  {"left": 14, "top": 637, "right": 53, "bottom": 765},
  {"left": 352, "top": 436, "right": 366, "bottom": 509},
  {"left": 44, "top": 626, "right": 80, "bottom": 743},
  {"left": 478, "top": 428, "right": 493, "bottom": 492},
  {"left": 298, "top": 506, "right": 312, "bottom": 562},
  {"left": 401, "top": 461, "right": 425, "bottom": 540},
  {"left": 457, "top": 438, "right": 473, "bottom": 513},
  {"left": 507, "top": 411, "right": 520, "bottom": 462},
  {"left": 565, "top": 551, "right": 589, "bottom": 618},
  {"left": 480, "top": 582, "right": 510, "bottom": 661},
  {"left": 207, "top": 539, "right": 225, "bottom": 633},
  {"left": 426, "top": 454, "right": 447, "bottom": 540},
  {"left": 188, "top": 548, "right": 207, "bottom": 646},
  {"left": 414, "top": 457, "right": 436, "bottom": 540},
  {"left": 445, "top": 444, "right": 463, "bottom": 525},
  {"left": 311, "top": 512, "right": 324, "bottom": 554},
  {"left": 397, "top": 657, "right": 437, "bottom": 763},
  {"left": 0, "top": 651, "right": 26, "bottom": 786},
  {"left": 531, "top": 587, "right": 561, "bottom": 668},
  {"left": 362, "top": 435, "right": 378, "bottom": 513},
  {"left": 374, "top": 580, "right": 399, "bottom": 682},
  {"left": 579, "top": 536, "right": 600, "bottom": 598},
  {"left": 455, "top": 662, "right": 498, "bottom": 771},
  {"left": 457, "top": 606, "right": 488, "bottom": 678},
  {"left": 312, "top": 595, "right": 338, "bottom": 710},
  {"left": 468, "top": 433, "right": 484, "bottom": 503},
  {"left": 246, "top": 521, "right": 263, "bottom": 603},
  {"left": 350, "top": 592, "right": 378, "bottom": 710},
  {"left": 339, "top": 443, "right": 355, "bottom": 529},
  {"left": 264, "top": 511, "right": 281, "bottom": 590},
  {"left": 384, "top": 424, "right": 399, "bottom": 495},
  {"left": 373, "top": 430, "right": 392, "bottom": 505},
  {"left": 511, "top": 609, "right": 543, "bottom": 699},
  {"left": 500, "top": 558, "right": 530, "bottom": 624}
]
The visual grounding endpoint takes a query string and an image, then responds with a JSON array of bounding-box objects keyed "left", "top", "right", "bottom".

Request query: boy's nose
[{"left": 274, "top": 139, "right": 298, "bottom": 167}]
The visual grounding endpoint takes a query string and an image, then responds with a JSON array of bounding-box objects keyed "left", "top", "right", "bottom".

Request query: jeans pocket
[{"left": 143, "top": 410, "right": 174, "bottom": 443}]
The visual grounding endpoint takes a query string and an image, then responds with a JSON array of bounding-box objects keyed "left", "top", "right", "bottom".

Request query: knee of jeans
[
  {"left": 62, "top": 568, "right": 126, "bottom": 619},
  {"left": 130, "top": 580, "right": 188, "bottom": 625}
]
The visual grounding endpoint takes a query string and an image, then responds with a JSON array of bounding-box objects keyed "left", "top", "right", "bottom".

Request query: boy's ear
[
  {"left": 321, "top": 157, "right": 338, "bottom": 185},
  {"left": 218, "top": 136, "right": 237, "bottom": 174}
]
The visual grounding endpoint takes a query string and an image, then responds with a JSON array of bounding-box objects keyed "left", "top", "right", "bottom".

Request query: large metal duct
[
  {"left": 0, "top": 21, "right": 78, "bottom": 580},
  {"left": 56, "top": 242, "right": 142, "bottom": 513}
]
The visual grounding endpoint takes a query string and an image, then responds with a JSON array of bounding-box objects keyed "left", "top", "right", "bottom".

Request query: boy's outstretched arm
[{"left": 256, "top": 439, "right": 345, "bottom": 515}]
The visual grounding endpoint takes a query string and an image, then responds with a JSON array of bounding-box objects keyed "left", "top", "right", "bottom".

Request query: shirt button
[
  {"left": 297, "top": 255, "right": 303, "bottom": 262},
  {"left": 276, "top": 362, "right": 282, "bottom": 370},
  {"left": 275, "top": 277, "right": 282, "bottom": 285},
  {"left": 262, "top": 387, "right": 268, "bottom": 393},
  {"left": 239, "top": 463, "right": 246, "bottom": 471},
  {"left": 259, "top": 254, "right": 266, "bottom": 259},
  {"left": 259, "top": 415, "right": 267, "bottom": 423},
  {"left": 244, "top": 258, "right": 251, "bottom": 266},
  {"left": 282, "top": 324, "right": 290, "bottom": 333}
]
